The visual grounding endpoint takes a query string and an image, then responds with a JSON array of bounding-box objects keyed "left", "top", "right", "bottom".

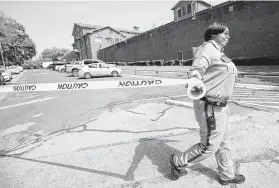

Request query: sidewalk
[{"left": 1, "top": 102, "right": 279, "bottom": 188}]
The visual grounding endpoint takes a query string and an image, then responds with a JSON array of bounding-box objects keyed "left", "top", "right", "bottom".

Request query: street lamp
[{"left": 178, "top": 50, "right": 183, "bottom": 66}]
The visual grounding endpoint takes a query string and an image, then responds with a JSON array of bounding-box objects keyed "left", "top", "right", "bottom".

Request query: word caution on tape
[{"left": 0, "top": 79, "right": 186, "bottom": 93}]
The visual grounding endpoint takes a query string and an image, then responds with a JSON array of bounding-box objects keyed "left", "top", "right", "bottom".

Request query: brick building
[
  {"left": 63, "top": 23, "right": 140, "bottom": 61},
  {"left": 97, "top": 1, "right": 279, "bottom": 64},
  {"left": 171, "top": 0, "right": 211, "bottom": 22}
]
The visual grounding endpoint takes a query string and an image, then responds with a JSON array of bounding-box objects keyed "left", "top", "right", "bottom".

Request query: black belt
[{"left": 200, "top": 97, "right": 228, "bottom": 107}]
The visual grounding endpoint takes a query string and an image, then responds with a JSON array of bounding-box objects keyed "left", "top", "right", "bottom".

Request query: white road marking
[
  {"left": 232, "top": 101, "right": 279, "bottom": 109},
  {"left": 233, "top": 94, "right": 279, "bottom": 97},
  {"left": 24, "top": 95, "right": 41, "bottom": 99},
  {"left": 132, "top": 94, "right": 188, "bottom": 102},
  {"left": 10, "top": 95, "right": 41, "bottom": 100},
  {"left": 234, "top": 101, "right": 279, "bottom": 104},
  {"left": 32, "top": 113, "right": 44, "bottom": 118},
  {"left": 246, "top": 75, "right": 279, "bottom": 78},
  {"left": 233, "top": 91, "right": 279, "bottom": 94},
  {"left": 0, "top": 96, "right": 56, "bottom": 111},
  {"left": 231, "top": 97, "right": 279, "bottom": 100},
  {"left": 1, "top": 122, "right": 35, "bottom": 135}
]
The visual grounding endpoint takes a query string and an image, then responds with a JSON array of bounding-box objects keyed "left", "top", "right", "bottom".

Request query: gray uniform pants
[{"left": 173, "top": 100, "right": 235, "bottom": 180}]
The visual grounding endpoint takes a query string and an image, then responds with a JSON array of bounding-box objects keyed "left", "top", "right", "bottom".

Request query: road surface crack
[
  {"left": 125, "top": 110, "right": 146, "bottom": 115},
  {"left": 151, "top": 106, "right": 173, "bottom": 121}
]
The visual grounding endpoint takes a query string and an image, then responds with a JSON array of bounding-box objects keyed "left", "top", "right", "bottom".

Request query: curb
[
  {"left": 165, "top": 99, "right": 193, "bottom": 108},
  {"left": 166, "top": 99, "right": 279, "bottom": 112}
]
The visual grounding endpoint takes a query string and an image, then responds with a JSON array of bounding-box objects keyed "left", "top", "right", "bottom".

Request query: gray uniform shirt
[{"left": 189, "top": 40, "right": 237, "bottom": 100}]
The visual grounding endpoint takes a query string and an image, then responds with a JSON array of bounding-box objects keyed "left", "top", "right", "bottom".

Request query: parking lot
[
  {"left": 1, "top": 65, "right": 279, "bottom": 188},
  {"left": 0, "top": 68, "right": 190, "bottom": 147}
]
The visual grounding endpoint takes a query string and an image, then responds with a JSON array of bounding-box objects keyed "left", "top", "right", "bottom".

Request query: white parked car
[
  {"left": 0, "top": 68, "right": 12, "bottom": 82},
  {"left": 78, "top": 63, "right": 123, "bottom": 79},
  {"left": 17, "top": 65, "right": 24, "bottom": 72},
  {"left": 55, "top": 65, "right": 65, "bottom": 71},
  {"left": 42, "top": 61, "right": 53, "bottom": 69},
  {"left": 58, "top": 65, "right": 66, "bottom": 72},
  {"left": 7, "top": 66, "right": 21, "bottom": 74}
]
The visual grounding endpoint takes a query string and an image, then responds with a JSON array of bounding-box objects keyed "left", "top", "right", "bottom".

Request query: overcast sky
[{"left": 0, "top": 0, "right": 225, "bottom": 55}]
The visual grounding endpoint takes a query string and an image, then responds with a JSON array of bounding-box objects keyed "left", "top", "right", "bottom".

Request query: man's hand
[{"left": 191, "top": 85, "right": 204, "bottom": 93}]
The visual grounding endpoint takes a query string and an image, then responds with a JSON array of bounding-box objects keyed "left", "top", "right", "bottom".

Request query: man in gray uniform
[{"left": 169, "top": 22, "right": 245, "bottom": 186}]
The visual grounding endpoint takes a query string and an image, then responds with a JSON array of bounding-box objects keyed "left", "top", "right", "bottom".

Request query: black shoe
[
  {"left": 169, "top": 154, "right": 187, "bottom": 180},
  {"left": 219, "top": 174, "right": 245, "bottom": 185}
]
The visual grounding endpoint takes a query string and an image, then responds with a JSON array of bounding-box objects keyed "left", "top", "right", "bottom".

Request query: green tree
[
  {"left": 40, "top": 47, "right": 70, "bottom": 61},
  {"left": 0, "top": 11, "right": 36, "bottom": 66}
]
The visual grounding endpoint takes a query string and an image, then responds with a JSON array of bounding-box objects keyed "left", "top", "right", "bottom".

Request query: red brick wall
[{"left": 98, "top": 1, "right": 279, "bottom": 62}]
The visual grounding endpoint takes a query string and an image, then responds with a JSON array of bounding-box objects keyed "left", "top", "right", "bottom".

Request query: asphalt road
[
  {"left": 0, "top": 69, "right": 189, "bottom": 144},
  {"left": 1, "top": 68, "right": 279, "bottom": 188},
  {"left": 0, "top": 68, "right": 278, "bottom": 152}
]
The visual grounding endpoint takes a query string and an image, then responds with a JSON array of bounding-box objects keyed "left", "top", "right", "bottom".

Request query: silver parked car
[{"left": 78, "top": 63, "right": 123, "bottom": 79}]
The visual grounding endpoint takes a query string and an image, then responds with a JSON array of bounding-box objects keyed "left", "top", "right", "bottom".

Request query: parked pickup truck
[{"left": 65, "top": 59, "right": 115, "bottom": 77}]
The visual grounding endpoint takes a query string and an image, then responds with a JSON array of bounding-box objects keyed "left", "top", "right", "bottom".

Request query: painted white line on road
[
  {"left": 165, "top": 99, "right": 193, "bottom": 108},
  {"left": 235, "top": 83, "right": 279, "bottom": 90},
  {"left": 233, "top": 94, "right": 279, "bottom": 97},
  {"left": 1, "top": 122, "right": 35, "bottom": 135},
  {"left": 132, "top": 94, "right": 188, "bottom": 103},
  {"left": 231, "top": 101, "right": 279, "bottom": 109},
  {"left": 231, "top": 98, "right": 279, "bottom": 100},
  {"left": 0, "top": 96, "right": 56, "bottom": 111},
  {"left": 32, "top": 113, "right": 44, "bottom": 118},
  {"left": 233, "top": 91, "right": 279, "bottom": 94},
  {"left": 234, "top": 101, "right": 279, "bottom": 104},
  {"left": 10, "top": 95, "right": 41, "bottom": 100},
  {"left": 24, "top": 95, "right": 41, "bottom": 99},
  {"left": 246, "top": 75, "right": 279, "bottom": 77},
  {"left": 233, "top": 92, "right": 279, "bottom": 95}
]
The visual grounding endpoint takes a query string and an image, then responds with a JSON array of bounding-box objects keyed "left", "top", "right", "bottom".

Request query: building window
[
  {"left": 86, "top": 38, "right": 90, "bottom": 47},
  {"left": 187, "top": 4, "right": 191, "bottom": 14},
  {"left": 95, "top": 37, "right": 102, "bottom": 43},
  {"left": 177, "top": 9, "right": 182, "bottom": 18},
  {"left": 182, "top": 6, "right": 186, "bottom": 16},
  {"left": 106, "top": 37, "right": 113, "bottom": 43}
]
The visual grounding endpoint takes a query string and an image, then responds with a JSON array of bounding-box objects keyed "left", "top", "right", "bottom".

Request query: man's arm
[{"left": 189, "top": 56, "right": 210, "bottom": 81}]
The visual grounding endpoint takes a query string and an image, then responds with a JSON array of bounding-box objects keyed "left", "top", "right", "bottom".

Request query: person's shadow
[{"left": 124, "top": 138, "right": 219, "bottom": 182}]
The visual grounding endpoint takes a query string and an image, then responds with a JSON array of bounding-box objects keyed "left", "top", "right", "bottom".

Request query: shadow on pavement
[
  {"left": 0, "top": 137, "right": 219, "bottom": 183},
  {"left": 1, "top": 155, "right": 126, "bottom": 179},
  {"left": 124, "top": 138, "right": 219, "bottom": 183}
]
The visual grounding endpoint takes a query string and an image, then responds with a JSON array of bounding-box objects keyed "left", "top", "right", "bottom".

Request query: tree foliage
[
  {"left": 40, "top": 47, "right": 70, "bottom": 61},
  {"left": 0, "top": 11, "right": 36, "bottom": 65}
]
